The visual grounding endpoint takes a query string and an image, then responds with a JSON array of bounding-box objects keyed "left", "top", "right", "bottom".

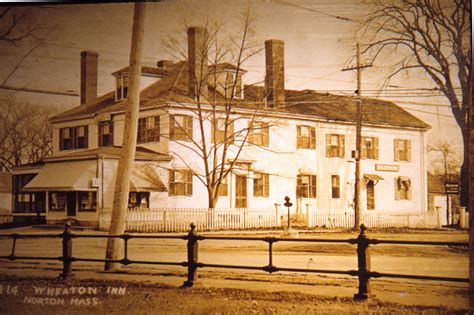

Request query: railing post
[
  {"left": 183, "top": 223, "right": 199, "bottom": 287},
  {"left": 354, "top": 224, "right": 372, "bottom": 300},
  {"left": 60, "top": 222, "right": 73, "bottom": 279}
]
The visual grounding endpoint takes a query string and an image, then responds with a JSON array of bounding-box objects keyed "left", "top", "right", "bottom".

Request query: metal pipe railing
[{"left": 0, "top": 223, "right": 468, "bottom": 300}]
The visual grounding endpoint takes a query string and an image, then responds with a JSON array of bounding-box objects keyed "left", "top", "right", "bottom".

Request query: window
[
  {"left": 59, "top": 126, "right": 88, "bottom": 150},
  {"left": 116, "top": 75, "right": 128, "bottom": 100},
  {"left": 79, "top": 192, "right": 97, "bottom": 212},
  {"left": 326, "top": 134, "right": 344, "bottom": 157},
  {"left": 331, "top": 175, "right": 340, "bottom": 198},
  {"left": 99, "top": 122, "right": 114, "bottom": 147},
  {"left": 218, "top": 175, "right": 228, "bottom": 197},
  {"left": 297, "top": 125, "right": 316, "bottom": 149},
  {"left": 128, "top": 192, "right": 150, "bottom": 208},
  {"left": 13, "top": 174, "right": 45, "bottom": 213},
  {"left": 212, "top": 118, "right": 234, "bottom": 144},
  {"left": 253, "top": 172, "right": 269, "bottom": 197},
  {"left": 394, "top": 139, "right": 411, "bottom": 161},
  {"left": 361, "top": 137, "right": 379, "bottom": 159},
  {"left": 49, "top": 192, "right": 67, "bottom": 211},
  {"left": 395, "top": 176, "right": 412, "bottom": 200},
  {"left": 225, "top": 73, "right": 242, "bottom": 99},
  {"left": 169, "top": 169, "right": 193, "bottom": 196},
  {"left": 248, "top": 121, "right": 269, "bottom": 146},
  {"left": 138, "top": 116, "right": 160, "bottom": 143},
  {"left": 296, "top": 174, "right": 317, "bottom": 198},
  {"left": 170, "top": 115, "right": 193, "bottom": 141}
]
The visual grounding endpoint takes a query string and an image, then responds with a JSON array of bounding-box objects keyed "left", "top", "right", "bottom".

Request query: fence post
[
  {"left": 354, "top": 224, "right": 373, "bottom": 300},
  {"left": 60, "top": 222, "right": 73, "bottom": 279},
  {"left": 274, "top": 203, "right": 280, "bottom": 227},
  {"left": 183, "top": 223, "right": 199, "bottom": 287}
]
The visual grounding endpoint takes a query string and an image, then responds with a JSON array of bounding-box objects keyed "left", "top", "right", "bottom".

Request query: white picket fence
[
  {"left": 309, "top": 209, "right": 441, "bottom": 229},
  {"left": 126, "top": 207, "right": 279, "bottom": 232}
]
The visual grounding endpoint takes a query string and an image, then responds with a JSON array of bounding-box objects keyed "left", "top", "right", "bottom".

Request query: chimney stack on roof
[
  {"left": 80, "top": 51, "right": 98, "bottom": 105},
  {"left": 187, "top": 26, "right": 208, "bottom": 100},
  {"left": 265, "top": 39, "right": 285, "bottom": 107}
]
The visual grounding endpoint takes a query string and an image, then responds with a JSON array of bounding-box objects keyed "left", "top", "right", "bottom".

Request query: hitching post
[
  {"left": 284, "top": 196, "right": 293, "bottom": 230},
  {"left": 60, "top": 222, "right": 73, "bottom": 279},
  {"left": 183, "top": 223, "right": 199, "bottom": 287},
  {"left": 354, "top": 224, "right": 372, "bottom": 300}
]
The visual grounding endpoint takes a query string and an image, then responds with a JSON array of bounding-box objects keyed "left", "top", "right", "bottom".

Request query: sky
[{"left": 0, "top": 1, "right": 464, "bottom": 165}]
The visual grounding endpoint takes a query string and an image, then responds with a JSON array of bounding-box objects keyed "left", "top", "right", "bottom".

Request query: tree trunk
[
  {"left": 104, "top": 3, "right": 146, "bottom": 271},
  {"left": 461, "top": 128, "right": 470, "bottom": 208}
]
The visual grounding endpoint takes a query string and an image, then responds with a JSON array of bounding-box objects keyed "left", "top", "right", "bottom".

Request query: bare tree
[
  {"left": 164, "top": 9, "right": 275, "bottom": 209},
  {"left": 358, "top": 0, "right": 471, "bottom": 206},
  {"left": 0, "top": 97, "right": 56, "bottom": 171}
]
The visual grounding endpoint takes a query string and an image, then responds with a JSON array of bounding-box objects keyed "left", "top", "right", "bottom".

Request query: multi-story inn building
[{"left": 12, "top": 27, "right": 430, "bottom": 228}]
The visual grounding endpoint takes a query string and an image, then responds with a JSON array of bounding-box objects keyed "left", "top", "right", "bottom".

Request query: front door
[
  {"left": 67, "top": 192, "right": 77, "bottom": 216},
  {"left": 366, "top": 180, "right": 375, "bottom": 210},
  {"left": 235, "top": 175, "right": 247, "bottom": 208}
]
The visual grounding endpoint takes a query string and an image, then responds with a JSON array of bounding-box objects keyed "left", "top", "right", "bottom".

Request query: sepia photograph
[{"left": 0, "top": 1, "right": 471, "bottom": 313}]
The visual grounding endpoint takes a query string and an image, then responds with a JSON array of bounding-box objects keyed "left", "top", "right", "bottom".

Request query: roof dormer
[
  {"left": 112, "top": 65, "right": 168, "bottom": 101},
  {"left": 209, "top": 63, "right": 247, "bottom": 99}
]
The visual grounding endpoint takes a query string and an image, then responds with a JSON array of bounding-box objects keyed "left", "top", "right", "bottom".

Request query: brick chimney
[
  {"left": 187, "top": 27, "right": 208, "bottom": 100},
  {"left": 265, "top": 39, "right": 285, "bottom": 107},
  {"left": 80, "top": 51, "right": 98, "bottom": 105}
]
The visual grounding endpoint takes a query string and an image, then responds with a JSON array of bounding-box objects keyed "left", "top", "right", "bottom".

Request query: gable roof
[{"left": 50, "top": 61, "right": 430, "bottom": 130}]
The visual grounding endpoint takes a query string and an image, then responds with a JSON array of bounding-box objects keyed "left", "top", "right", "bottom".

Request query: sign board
[
  {"left": 445, "top": 183, "right": 459, "bottom": 194},
  {"left": 375, "top": 164, "right": 399, "bottom": 172}
]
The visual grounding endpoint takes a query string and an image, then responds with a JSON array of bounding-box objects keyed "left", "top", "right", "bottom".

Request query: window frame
[
  {"left": 248, "top": 121, "right": 269, "bottom": 147},
  {"left": 297, "top": 125, "right": 316, "bottom": 149},
  {"left": 128, "top": 192, "right": 150, "bottom": 209},
  {"left": 59, "top": 125, "right": 89, "bottom": 151},
  {"left": 217, "top": 174, "right": 228, "bottom": 197},
  {"left": 296, "top": 174, "right": 317, "bottom": 199},
  {"left": 169, "top": 169, "right": 193, "bottom": 196},
  {"left": 253, "top": 172, "right": 270, "bottom": 197},
  {"left": 326, "top": 133, "right": 344, "bottom": 158},
  {"left": 394, "top": 139, "right": 411, "bottom": 162},
  {"left": 78, "top": 191, "right": 97, "bottom": 212},
  {"left": 170, "top": 114, "right": 193, "bottom": 142},
  {"left": 331, "top": 175, "right": 340, "bottom": 199},
  {"left": 361, "top": 136, "right": 379, "bottom": 160},
  {"left": 116, "top": 75, "right": 129, "bottom": 101},
  {"left": 49, "top": 191, "right": 67, "bottom": 212},
  {"left": 137, "top": 116, "right": 160, "bottom": 144},
  {"left": 395, "top": 176, "right": 412, "bottom": 200},
  {"left": 98, "top": 121, "right": 114, "bottom": 147},
  {"left": 212, "top": 118, "right": 234, "bottom": 144}
]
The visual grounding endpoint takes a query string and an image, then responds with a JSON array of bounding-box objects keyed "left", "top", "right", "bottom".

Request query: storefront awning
[
  {"left": 23, "top": 160, "right": 96, "bottom": 191},
  {"left": 130, "top": 164, "right": 167, "bottom": 192}
]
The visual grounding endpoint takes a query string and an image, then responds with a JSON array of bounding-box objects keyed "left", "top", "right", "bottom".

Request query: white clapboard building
[{"left": 12, "top": 27, "right": 430, "bottom": 229}]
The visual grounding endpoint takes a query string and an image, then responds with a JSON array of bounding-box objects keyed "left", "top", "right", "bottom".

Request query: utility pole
[
  {"left": 105, "top": 2, "right": 146, "bottom": 271},
  {"left": 342, "top": 43, "right": 372, "bottom": 229}
]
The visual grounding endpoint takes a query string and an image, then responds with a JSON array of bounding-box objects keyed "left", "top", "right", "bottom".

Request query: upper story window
[
  {"left": 169, "top": 169, "right": 193, "bottom": 196},
  {"left": 170, "top": 115, "right": 193, "bottom": 142},
  {"left": 296, "top": 174, "right": 317, "bottom": 199},
  {"left": 98, "top": 122, "right": 114, "bottom": 147},
  {"left": 253, "top": 172, "right": 269, "bottom": 197},
  {"left": 326, "top": 133, "right": 344, "bottom": 158},
  {"left": 297, "top": 125, "right": 316, "bottom": 149},
  {"left": 138, "top": 116, "right": 160, "bottom": 144},
  {"left": 212, "top": 118, "right": 234, "bottom": 144},
  {"left": 361, "top": 136, "right": 379, "bottom": 159},
  {"left": 60, "top": 126, "right": 88, "bottom": 151},
  {"left": 395, "top": 176, "right": 412, "bottom": 200},
  {"left": 331, "top": 175, "right": 340, "bottom": 198},
  {"left": 248, "top": 121, "right": 269, "bottom": 147},
  {"left": 394, "top": 139, "right": 411, "bottom": 161},
  {"left": 225, "top": 73, "right": 242, "bottom": 99},
  {"left": 116, "top": 75, "right": 128, "bottom": 100}
]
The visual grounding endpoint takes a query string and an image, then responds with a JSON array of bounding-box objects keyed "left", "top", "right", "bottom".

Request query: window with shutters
[
  {"left": 296, "top": 174, "right": 317, "bottom": 198},
  {"left": 326, "top": 133, "right": 344, "bottom": 157},
  {"left": 59, "top": 126, "right": 88, "bottom": 150},
  {"left": 98, "top": 122, "right": 114, "bottom": 147},
  {"left": 394, "top": 139, "right": 411, "bottom": 161},
  {"left": 331, "top": 175, "right": 340, "bottom": 198},
  {"left": 297, "top": 125, "right": 316, "bottom": 149},
  {"left": 253, "top": 172, "right": 269, "bottom": 197},
  {"left": 137, "top": 116, "right": 160, "bottom": 143},
  {"left": 361, "top": 136, "right": 379, "bottom": 159},
  {"left": 395, "top": 176, "right": 412, "bottom": 200},
  {"left": 248, "top": 121, "right": 269, "bottom": 146},
  {"left": 170, "top": 115, "right": 193, "bottom": 141},
  {"left": 212, "top": 118, "right": 234, "bottom": 144},
  {"left": 169, "top": 169, "right": 193, "bottom": 196}
]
